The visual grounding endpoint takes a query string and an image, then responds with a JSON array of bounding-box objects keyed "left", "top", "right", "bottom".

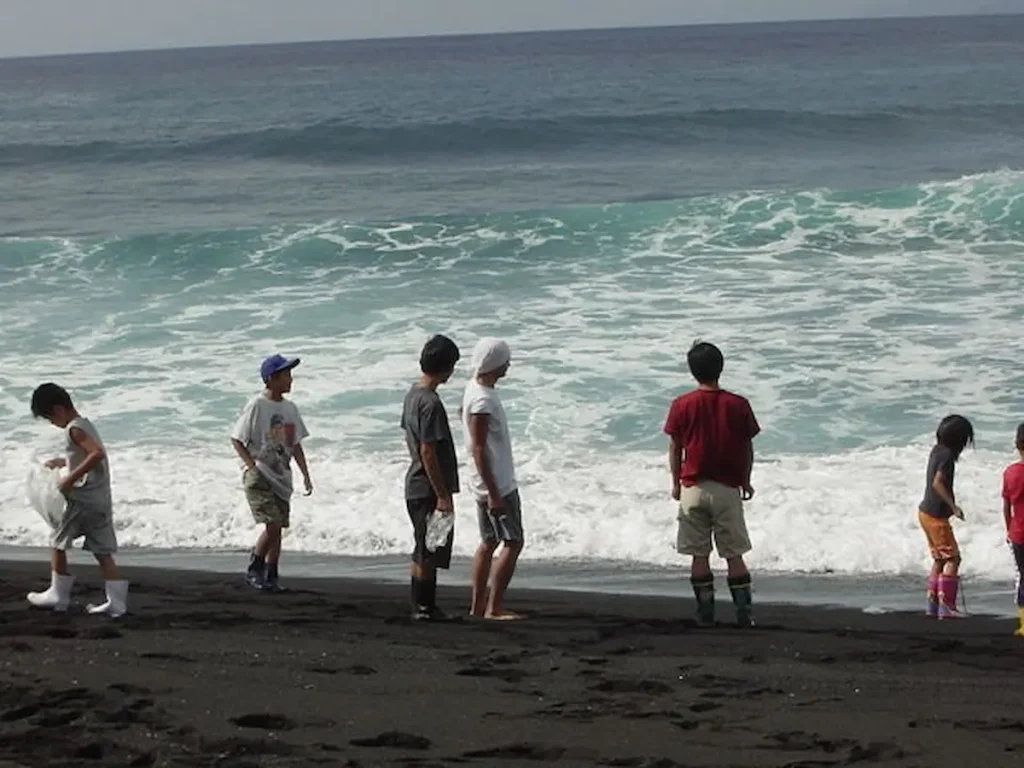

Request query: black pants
[
  {"left": 406, "top": 497, "right": 453, "bottom": 570},
  {"left": 1013, "top": 544, "right": 1024, "bottom": 608}
]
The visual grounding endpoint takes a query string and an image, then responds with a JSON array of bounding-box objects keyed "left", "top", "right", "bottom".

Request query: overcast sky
[{"left": 3, "top": 0, "right": 1020, "bottom": 58}]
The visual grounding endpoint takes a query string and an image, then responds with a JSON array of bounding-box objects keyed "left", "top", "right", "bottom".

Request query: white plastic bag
[
  {"left": 424, "top": 510, "right": 454, "bottom": 552},
  {"left": 26, "top": 465, "right": 67, "bottom": 530}
]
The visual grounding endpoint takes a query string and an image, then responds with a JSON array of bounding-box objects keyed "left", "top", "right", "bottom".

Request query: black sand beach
[{"left": 2, "top": 560, "right": 1024, "bottom": 767}]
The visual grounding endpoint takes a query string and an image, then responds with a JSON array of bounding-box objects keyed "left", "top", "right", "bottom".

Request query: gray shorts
[
  {"left": 476, "top": 489, "right": 524, "bottom": 544},
  {"left": 51, "top": 500, "right": 118, "bottom": 555}
]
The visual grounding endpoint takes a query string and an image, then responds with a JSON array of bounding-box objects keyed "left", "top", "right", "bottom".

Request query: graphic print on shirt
[{"left": 254, "top": 414, "right": 290, "bottom": 477}]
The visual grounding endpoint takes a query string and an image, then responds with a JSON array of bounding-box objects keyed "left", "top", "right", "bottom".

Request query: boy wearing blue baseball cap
[{"left": 230, "top": 354, "right": 313, "bottom": 591}]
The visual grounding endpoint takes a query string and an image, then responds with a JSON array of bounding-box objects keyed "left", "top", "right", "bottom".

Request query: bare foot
[{"left": 484, "top": 611, "right": 526, "bottom": 621}]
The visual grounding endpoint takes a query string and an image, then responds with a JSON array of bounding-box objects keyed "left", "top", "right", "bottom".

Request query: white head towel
[{"left": 472, "top": 337, "right": 511, "bottom": 376}]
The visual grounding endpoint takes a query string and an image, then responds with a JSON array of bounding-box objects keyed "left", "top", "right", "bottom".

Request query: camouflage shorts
[{"left": 243, "top": 468, "right": 290, "bottom": 527}]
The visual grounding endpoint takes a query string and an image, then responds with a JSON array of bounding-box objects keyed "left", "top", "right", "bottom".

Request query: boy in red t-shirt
[
  {"left": 663, "top": 342, "right": 760, "bottom": 628},
  {"left": 1002, "top": 422, "right": 1024, "bottom": 636}
]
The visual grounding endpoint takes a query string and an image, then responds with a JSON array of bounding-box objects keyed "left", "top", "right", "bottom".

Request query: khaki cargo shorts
[
  {"left": 243, "top": 468, "right": 290, "bottom": 527},
  {"left": 677, "top": 480, "right": 751, "bottom": 560}
]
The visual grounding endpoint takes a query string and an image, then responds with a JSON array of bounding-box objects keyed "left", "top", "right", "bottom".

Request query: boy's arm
[
  {"left": 1003, "top": 474, "right": 1012, "bottom": 538},
  {"left": 59, "top": 427, "right": 105, "bottom": 494},
  {"left": 932, "top": 471, "right": 962, "bottom": 518},
  {"left": 417, "top": 400, "right": 454, "bottom": 511},
  {"left": 419, "top": 442, "right": 452, "bottom": 512},
  {"left": 668, "top": 436, "right": 683, "bottom": 500},
  {"left": 292, "top": 442, "right": 313, "bottom": 495},
  {"left": 231, "top": 438, "right": 256, "bottom": 470},
  {"left": 664, "top": 401, "right": 684, "bottom": 499},
  {"left": 469, "top": 413, "right": 503, "bottom": 510},
  {"left": 742, "top": 401, "right": 759, "bottom": 498},
  {"left": 229, "top": 399, "right": 257, "bottom": 469},
  {"left": 742, "top": 441, "right": 755, "bottom": 499}
]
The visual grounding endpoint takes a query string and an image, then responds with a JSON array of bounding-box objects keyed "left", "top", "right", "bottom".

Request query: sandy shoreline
[{"left": 2, "top": 559, "right": 1024, "bottom": 767}]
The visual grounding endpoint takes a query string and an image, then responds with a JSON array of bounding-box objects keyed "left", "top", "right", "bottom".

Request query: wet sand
[{"left": 2, "top": 559, "right": 1023, "bottom": 767}]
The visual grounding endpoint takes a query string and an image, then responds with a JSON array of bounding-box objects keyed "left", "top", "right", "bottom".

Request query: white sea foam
[
  {"left": 0, "top": 439, "right": 1016, "bottom": 580},
  {"left": 1, "top": 172, "right": 1022, "bottom": 580}
]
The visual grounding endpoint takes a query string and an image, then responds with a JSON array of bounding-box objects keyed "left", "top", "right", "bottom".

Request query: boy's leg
[
  {"left": 926, "top": 560, "right": 941, "bottom": 617},
  {"left": 253, "top": 528, "right": 270, "bottom": 558},
  {"left": 52, "top": 548, "right": 69, "bottom": 575},
  {"left": 1012, "top": 545, "right": 1024, "bottom": 636},
  {"left": 485, "top": 491, "right": 526, "bottom": 620},
  {"left": 95, "top": 553, "right": 118, "bottom": 581},
  {"left": 932, "top": 521, "right": 962, "bottom": 618},
  {"left": 678, "top": 485, "right": 715, "bottom": 626},
  {"left": 486, "top": 543, "right": 524, "bottom": 618},
  {"left": 471, "top": 496, "right": 498, "bottom": 617},
  {"left": 471, "top": 541, "right": 498, "bottom": 617},
  {"left": 712, "top": 485, "right": 754, "bottom": 627},
  {"left": 28, "top": 547, "right": 76, "bottom": 610},
  {"left": 263, "top": 510, "right": 287, "bottom": 591},
  {"left": 919, "top": 511, "right": 944, "bottom": 616},
  {"left": 407, "top": 497, "right": 452, "bottom": 620},
  {"left": 83, "top": 519, "right": 129, "bottom": 616},
  {"left": 29, "top": 507, "right": 82, "bottom": 610},
  {"left": 242, "top": 470, "right": 288, "bottom": 590}
]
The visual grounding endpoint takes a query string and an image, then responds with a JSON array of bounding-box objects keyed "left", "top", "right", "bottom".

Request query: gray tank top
[{"left": 64, "top": 416, "right": 112, "bottom": 512}]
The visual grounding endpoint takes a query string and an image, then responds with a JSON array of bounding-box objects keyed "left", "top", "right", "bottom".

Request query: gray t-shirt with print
[{"left": 231, "top": 395, "right": 309, "bottom": 500}]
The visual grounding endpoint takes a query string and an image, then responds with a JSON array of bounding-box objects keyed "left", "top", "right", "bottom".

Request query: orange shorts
[{"left": 918, "top": 510, "right": 960, "bottom": 561}]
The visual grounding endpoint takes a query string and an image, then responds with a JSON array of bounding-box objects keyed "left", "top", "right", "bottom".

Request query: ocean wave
[
  {"left": 3, "top": 104, "right": 1023, "bottom": 168},
  {"left": 1, "top": 170, "right": 1021, "bottom": 578},
  {"left": 0, "top": 440, "right": 1016, "bottom": 581},
  {"left": 3, "top": 170, "right": 1021, "bottom": 266}
]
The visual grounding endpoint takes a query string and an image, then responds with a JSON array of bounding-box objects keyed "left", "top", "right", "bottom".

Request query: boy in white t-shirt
[
  {"left": 230, "top": 354, "right": 313, "bottom": 592},
  {"left": 462, "top": 338, "right": 525, "bottom": 620}
]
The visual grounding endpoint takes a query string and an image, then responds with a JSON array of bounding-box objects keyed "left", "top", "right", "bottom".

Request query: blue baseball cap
[{"left": 260, "top": 354, "right": 300, "bottom": 383}]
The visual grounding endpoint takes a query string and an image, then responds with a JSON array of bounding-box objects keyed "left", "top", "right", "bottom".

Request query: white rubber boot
[
  {"left": 27, "top": 572, "right": 75, "bottom": 611},
  {"left": 86, "top": 580, "right": 129, "bottom": 618}
]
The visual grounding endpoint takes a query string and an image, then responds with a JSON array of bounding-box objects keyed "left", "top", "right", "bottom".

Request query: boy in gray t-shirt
[
  {"left": 401, "top": 334, "right": 461, "bottom": 621},
  {"left": 27, "top": 383, "right": 128, "bottom": 617},
  {"left": 231, "top": 354, "right": 312, "bottom": 592}
]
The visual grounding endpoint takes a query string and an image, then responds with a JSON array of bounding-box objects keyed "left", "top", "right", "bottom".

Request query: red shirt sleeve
[
  {"left": 1004, "top": 470, "right": 1011, "bottom": 500},
  {"left": 663, "top": 398, "right": 684, "bottom": 438},
  {"left": 745, "top": 400, "right": 761, "bottom": 439}
]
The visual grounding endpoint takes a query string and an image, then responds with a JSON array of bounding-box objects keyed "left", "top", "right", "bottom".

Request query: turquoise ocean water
[{"left": 1, "top": 15, "right": 1023, "bottom": 612}]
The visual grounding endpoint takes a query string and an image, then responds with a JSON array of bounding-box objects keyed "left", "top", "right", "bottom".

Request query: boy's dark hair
[
  {"left": 1016, "top": 422, "right": 1024, "bottom": 450},
  {"left": 687, "top": 341, "right": 724, "bottom": 385},
  {"left": 936, "top": 414, "right": 975, "bottom": 457},
  {"left": 31, "top": 383, "right": 74, "bottom": 419},
  {"left": 420, "top": 334, "right": 460, "bottom": 376}
]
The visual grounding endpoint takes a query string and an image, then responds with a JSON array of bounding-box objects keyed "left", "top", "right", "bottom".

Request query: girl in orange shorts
[{"left": 918, "top": 415, "right": 974, "bottom": 619}]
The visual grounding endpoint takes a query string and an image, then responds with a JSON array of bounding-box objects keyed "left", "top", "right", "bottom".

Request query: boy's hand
[
  {"left": 671, "top": 482, "right": 681, "bottom": 501},
  {"left": 742, "top": 485, "right": 755, "bottom": 501},
  {"left": 436, "top": 495, "right": 454, "bottom": 514},
  {"left": 487, "top": 492, "right": 504, "bottom": 512},
  {"left": 57, "top": 475, "right": 75, "bottom": 497},
  {"left": 44, "top": 458, "right": 66, "bottom": 470},
  {"left": 302, "top": 476, "right": 313, "bottom": 496},
  {"left": 952, "top": 505, "right": 965, "bottom": 520}
]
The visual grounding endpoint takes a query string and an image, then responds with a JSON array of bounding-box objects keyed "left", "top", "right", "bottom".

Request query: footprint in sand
[
  {"left": 230, "top": 713, "right": 296, "bottom": 731},
  {"left": 350, "top": 731, "right": 431, "bottom": 750}
]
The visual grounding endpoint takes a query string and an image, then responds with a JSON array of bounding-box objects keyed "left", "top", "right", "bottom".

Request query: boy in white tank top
[{"left": 27, "top": 383, "right": 128, "bottom": 617}]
